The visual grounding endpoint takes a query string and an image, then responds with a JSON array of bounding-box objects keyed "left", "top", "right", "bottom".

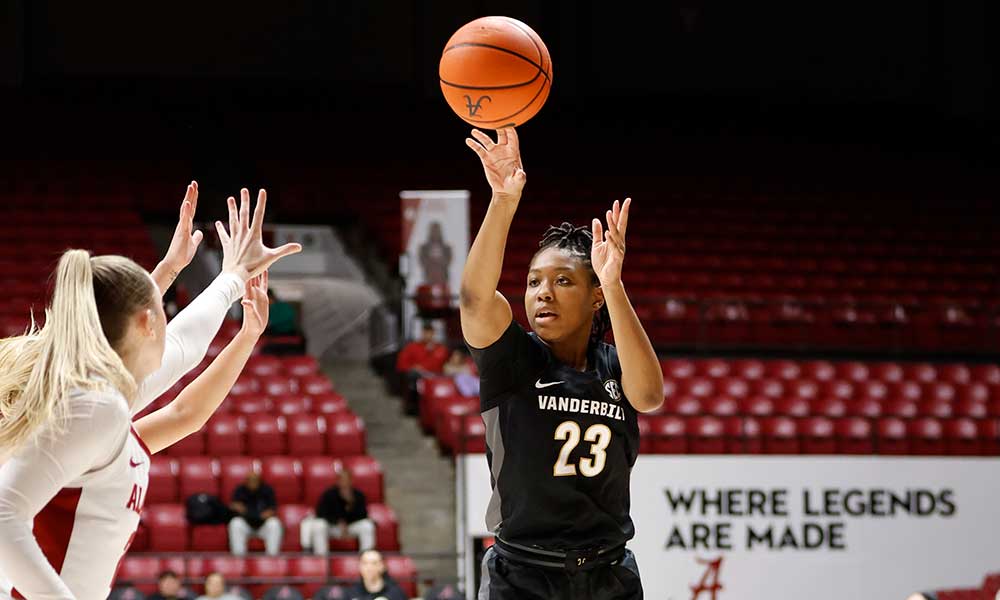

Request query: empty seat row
[
  {"left": 116, "top": 554, "right": 417, "bottom": 598},
  {"left": 636, "top": 415, "right": 1000, "bottom": 456},
  {"left": 148, "top": 455, "right": 384, "bottom": 504},
  {"left": 136, "top": 502, "right": 399, "bottom": 555},
  {"left": 163, "top": 413, "right": 365, "bottom": 457},
  {"left": 659, "top": 359, "right": 1000, "bottom": 384}
]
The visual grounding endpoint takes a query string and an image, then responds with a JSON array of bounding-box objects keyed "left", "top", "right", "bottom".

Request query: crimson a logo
[{"left": 690, "top": 556, "right": 724, "bottom": 600}]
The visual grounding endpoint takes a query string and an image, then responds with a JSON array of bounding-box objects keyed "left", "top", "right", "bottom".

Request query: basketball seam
[
  {"left": 502, "top": 18, "right": 551, "bottom": 77},
  {"left": 439, "top": 68, "right": 543, "bottom": 90},
  {"left": 442, "top": 43, "right": 551, "bottom": 83}
]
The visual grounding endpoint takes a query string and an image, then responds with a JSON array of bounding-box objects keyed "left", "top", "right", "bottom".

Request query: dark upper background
[{"left": 0, "top": 0, "right": 994, "bottom": 214}]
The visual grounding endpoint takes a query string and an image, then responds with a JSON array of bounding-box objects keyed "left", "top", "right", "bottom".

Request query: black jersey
[{"left": 468, "top": 320, "right": 640, "bottom": 551}]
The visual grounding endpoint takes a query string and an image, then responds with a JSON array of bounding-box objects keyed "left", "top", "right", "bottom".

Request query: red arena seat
[
  {"left": 289, "top": 556, "right": 329, "bottom": 598},
  {"left": 260, "top": 375, "right": 298, "bottom": 397},
  {"left": 311, "top": 392, "right": 349, "bottom": 415},
  {"left": 246, "top": 414, "right": 287, "bottom": 455},
  {"left": 178, "top": 457, "right": 220, "bottom": 498},
  {"left": 302, "top": 457, "right": 342, "bottom": 506},
  {"left": 272, "top": 394, "right": 312, "bottom": 416},
  {"left": 801, "top": 416, "right": 836, "bottom": 454},
  {"left": 246, "top": 557, "right": 289, "bottom": 599},
  {"left": 299, "top": 374, "right": 335, "bottom": 395},
  {"left": 283, "top": 355, "right": 320, "bottom": 377},
  {"left": 946, "top": 418, "right": 981, "bottom": 456},
  {"left": 650, "top": 415, "right": 687, "bottom": 454},
  {"left": 368, "top": 503, "right": 401, "bottom": 550},
  {"left": 233, "top": 393, "right": 273, "bottom": 415},
  {"left": 687, "top": 416, "right": 726, "bottom": 454},
  {"left": 206, "top": 414, "right": 246, "bottom": 456},
  {"left": 835, "top": 361, "right": 870, "bottom": 383},
  {"left": 288, "top": 414, "right": 327, "bottom": 456},
  {"left": 835, "top": 417, "right": 874, "bottom": 454},
  {"left": 147, "top": 456, "right": 179, "bottom": 503},
  {"left": 876, "top": 418, "right": 910, "bottom": 455},
  {"left": 143, "top": 504, "right": 188, "bottom": 551},
  {"left": 326, "top": 413, "right": 367, "bottom": 456},
  {"left": 261, "top": 456, "right": 303, "bottom": 504},
  {"left": 762, "top": 416, "right": 800, "bottom": 454},
  {"left": 247, "top": 355, "right": 284, "bottom": 377},
  {"left": 116, "top": 557, "right": 162, "bottom": 594},
  {"left": 908, "top": 418, "right": 946, "bottom": 455}
]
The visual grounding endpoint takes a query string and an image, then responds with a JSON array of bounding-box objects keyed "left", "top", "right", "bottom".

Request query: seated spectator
[
  {"left": 228, "top": 472, "right": 283, "bottom": 556},
  {"left": 443, "top": 347, "right": 479, "bottom": 397},
  {"left": 196, "top": 573, "right": 242, "bottom": 600},
  {"left": 311, "top": 586, "right": 346, "bottom": 600},
  {"left": 148, "top": 571, "right": 191, "bottom": 600},
  {"left": 312, "top": 469, "right": 376, "bottom": 554},
  {"left": 396, "top": 321, "right": 449, "bottom": 412},
  {"left": 261, "top": 586, "right": 304, "bottom": 600},
  {"left": 344, "top": 551, "right": 407, "bottom": 600},
  {"left": 108, "top": 585, "right": 146, "bottom": 600}
]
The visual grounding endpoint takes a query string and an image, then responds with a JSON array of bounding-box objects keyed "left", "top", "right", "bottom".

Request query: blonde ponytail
[{"left": 0, "top": 250, "right": 147, "bottom": 455}]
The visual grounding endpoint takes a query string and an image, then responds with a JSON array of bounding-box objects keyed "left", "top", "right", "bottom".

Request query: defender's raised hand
[
  {"left": 215, "top": 188, "right": 302, "bottom": 282},
  {"left": 152, "top": 181, "right": 205, "bottom": 294},
  {"left": 240, "top": 271, "right": 270, "bottom": 338},
  {"left": 465, "top": 127, "right": 526, "bottom": 202},
  {"left": 591, "top": 198, "right": 631, "bottom": 288}
]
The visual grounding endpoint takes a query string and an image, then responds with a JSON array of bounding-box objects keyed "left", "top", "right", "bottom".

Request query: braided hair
[{"left": 534, "top": 222, "right": 612, "bottom": 347}]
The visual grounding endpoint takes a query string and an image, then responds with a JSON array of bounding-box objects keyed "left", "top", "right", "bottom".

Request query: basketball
[{"left": 439, "top": 16, "right": 552, "bottom": 129}]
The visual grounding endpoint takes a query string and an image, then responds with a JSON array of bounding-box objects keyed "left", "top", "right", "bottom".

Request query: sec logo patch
[{"left": 604, "top": 379, "right": 622, "bottom": 402}]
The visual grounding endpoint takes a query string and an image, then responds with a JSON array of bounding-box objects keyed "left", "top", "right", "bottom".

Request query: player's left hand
[
  {"left": 161, "top": 181, "right": 205, "bottom": 274},
  {"left": 240, "top": 271, "right": 270, "bottom": 338},
  {"left": 591, "top": 198, "right": 631, "bottom": 288}
]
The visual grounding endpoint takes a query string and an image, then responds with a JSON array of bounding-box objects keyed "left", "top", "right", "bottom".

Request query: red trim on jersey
[
  {"left": 11, "top": 487, "right": 84, "bottom": 599},
  {"left": 130, "top": 425, "right": 152, "bottom": 458}
]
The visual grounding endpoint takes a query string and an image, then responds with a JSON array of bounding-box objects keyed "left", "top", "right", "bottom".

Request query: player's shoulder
[{"left": 67, "top": 384, "right": 131, "bottom": 425}]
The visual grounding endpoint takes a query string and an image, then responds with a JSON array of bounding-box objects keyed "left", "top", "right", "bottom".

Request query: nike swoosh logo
[
  {"left": 535, "top": 379, "right": 565, "bottom": 389},
  {"left": 129, "top": 458, "right": 142, "bottom": 468}
]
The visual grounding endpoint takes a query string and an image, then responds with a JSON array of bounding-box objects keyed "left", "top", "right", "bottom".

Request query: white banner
[
  {"left": 400, "top": 190, "right": 469, "bottom": 339},
  {"left": 458, "top": 455, "right": 1000, "bottom": 600},
  {"left": 400, "top": 190, "right": 469, "bottom": 297}
]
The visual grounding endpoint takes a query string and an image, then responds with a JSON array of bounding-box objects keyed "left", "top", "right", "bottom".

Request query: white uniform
[{"left": 0, "top": 273, "right": 243, "bottom": 600}]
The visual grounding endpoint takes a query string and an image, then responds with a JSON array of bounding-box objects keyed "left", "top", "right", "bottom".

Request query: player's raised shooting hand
[{"left": 465, "top": 127, "right": 526, "bottom": 204}]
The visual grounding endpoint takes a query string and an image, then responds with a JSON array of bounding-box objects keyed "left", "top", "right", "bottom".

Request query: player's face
[
  {"left": 525, "top": 247, "right": 599, "bottom": 343},
  {"left": 128, "top": 276, "right": 168, "bottom": 381}
]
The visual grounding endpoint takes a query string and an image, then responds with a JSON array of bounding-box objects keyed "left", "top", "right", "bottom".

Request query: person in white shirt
[
  {"left": 0, "top": 185, "right": 300, "bottom": 600},
  {"left": 195, "top": 572, "right": 242, "bottom": 600}
]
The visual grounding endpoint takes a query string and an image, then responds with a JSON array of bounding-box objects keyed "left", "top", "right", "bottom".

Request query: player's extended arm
[
  {"left": 135, "top": 274, "right": 269, "bottom": 455},
  {"left": 133, "top": 189, "right": 300, "bottom": 415},
  {"left": 460, "top": 128, "right": 526, "bottom": 348},
  {"left": 592, "top": 199, "right": 664, "bottom": 412},
  {"left": 0, "top": 393, "right": 129, "bottom": 600}
]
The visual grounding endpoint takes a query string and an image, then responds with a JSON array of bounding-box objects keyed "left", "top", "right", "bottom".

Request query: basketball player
[
  {"left": 0, "top": 188, "right": 299, "bottom": 600},
  {"left": 462, "top": 127, "right": 664, "bottom": 600}
]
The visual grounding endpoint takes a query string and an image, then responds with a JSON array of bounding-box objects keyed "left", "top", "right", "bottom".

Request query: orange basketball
[{"left": 439, "top": 16, "right": 552, "bottom": 129}]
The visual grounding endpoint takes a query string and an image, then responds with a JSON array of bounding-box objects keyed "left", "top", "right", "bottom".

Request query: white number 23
[{"left": 553, "top": 421, "right": 612, "bottom": 477}]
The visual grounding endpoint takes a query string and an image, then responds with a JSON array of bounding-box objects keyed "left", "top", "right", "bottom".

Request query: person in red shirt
[
  {"left": 397, "top": 321, "right": 449, "bottom": 375},
  {"left": 396, "top": 321, "right": 449, "bottom": 413}
]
